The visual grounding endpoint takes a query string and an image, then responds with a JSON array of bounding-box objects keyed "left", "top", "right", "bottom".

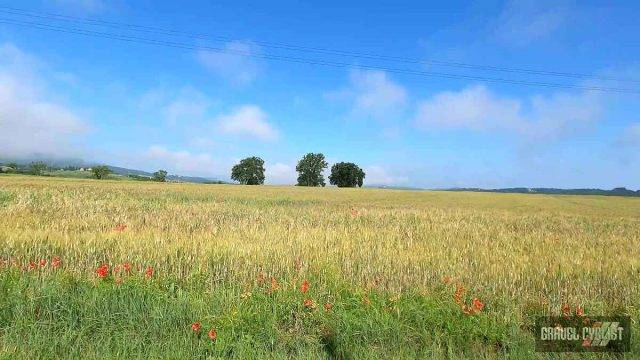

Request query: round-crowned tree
[
  {"left": 296, "top": 153, "right": 328, "bottom": 187},
  {"left": 231, "top": 157, "right": 265, "bottom": 185},
  {"left": 91, "top": 165, "right": 111, "bottom": 180},
  {"left": 329, "top": 162, "right": 365, "bottom": 188}
]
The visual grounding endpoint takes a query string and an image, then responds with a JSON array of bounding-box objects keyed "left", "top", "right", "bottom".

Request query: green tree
[
  {"left": 28, "top": 161, "right": 48, "bottom": 176},
  {"left": 231, "top": 157, "right": 265, "bottom": 185},
  {"left": 153, "top": 170, "right": 168, "bottom": 182},
  {"left": 91, "top": 165, "right": 111, "bottom": 180},
  {"left": 7, "top": 162, "right": 18, "bottom": 170},
  {"left": 329, "top": 162, "right": 366, "bottom": 188},
  {"left": 296, "top": 153, "right": 328, "bottom": 187}
]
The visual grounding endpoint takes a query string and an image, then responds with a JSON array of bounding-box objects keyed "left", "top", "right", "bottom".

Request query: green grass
[{"left": 0, "top": 269, "right": 515, "bottom": 359}]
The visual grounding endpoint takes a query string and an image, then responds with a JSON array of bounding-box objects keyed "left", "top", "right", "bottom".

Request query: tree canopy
[
  {"left": 231, "top": 157, "right": 265, "bottom": 185},
  {"left": 153, "top": 170, "right": 168, "bottom": 182},
  {"left": 329, "top": 162, "right": 366, "bottom": 188},
  {"left": 28, "top": 161, "right": 47, "bottom": 176},
  {"left": 296, "top": 153, "right": 327, "bottom": 187},
  {"left": 91, "top": 165, "right": 111, "bottom": 180}
]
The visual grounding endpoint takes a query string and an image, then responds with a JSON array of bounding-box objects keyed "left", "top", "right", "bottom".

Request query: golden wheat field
[
  {"left": 2, "top": 175, "right": 639, "bottom": 312},
  {"left": 1, "top": 174, "right": 639, "bottom": 357}
]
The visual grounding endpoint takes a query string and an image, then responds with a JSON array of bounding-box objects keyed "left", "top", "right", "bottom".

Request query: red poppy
[
  {"left": 561, "top": 304, "right": 571, "bottom": 317},
  {"left": 300, "top": 280, "right": 310, "bottom": 294},
  {"left": 114, "top": 224, "right": 127, "bottom": 232},
  {"left": 576, "top": 305, "right": 585, "bottom": 317},
  {"left": 208, "top": 328, "right": 217, "bottom": 341},
  {"left": 51, "top": 256, "right": 61, "bottom": 269},
  {"left": 303, "top": 298, "right": 314, "bottom": 308},
  {"left": 39, "top": 259, "right": 47, "bottom": 268},
  {"left": 144, "top": 266, "right": 154, "bottom": 278},
  {"left": 122, "top": 263, "right": 132, "bottom": 273},
  {"left": 95, "top": 264, "right": 109, "bottom": 278},
  {"left": 28, "top": 261, "right": 37, "bottom": 270},
  {"left": 453, "top": 285, "right": 464, "bottom": 305},
  {"left": 472, "top": 298, "right": 485, "bottom": 311},
  {"left": 324, "top": 303, "right": 333, "bottom": 311},
  {"left": 191, "top": 322, "right": 201, "bottom": 332}
]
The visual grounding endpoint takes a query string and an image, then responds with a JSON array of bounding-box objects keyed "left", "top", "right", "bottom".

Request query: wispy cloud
[
  {"left": 0, "top": 43, "right": 88, "bottom": 160},
  {"left": 195, "top": 41, "right": 262, "bottom": 85},
  {"left": 216, "top": 105, "right": 279, "bottom": 141},
  {"left": 326, "top": 69, "right": 408, "bottom": 121},
  {"left": 363, "top": 165, "right": 408, "bottom": 186},
  {"left": 414, "top": 84, "right": 602, "bottom": 141},
  {"left": 494, "top": 0, "right": 568, "bottom": 45},
  {"left": 265, "top": 162, "right": 296, "bottom": 184},
  {"left": 142, "top": 145, "right": 218, "bottom": 175}
]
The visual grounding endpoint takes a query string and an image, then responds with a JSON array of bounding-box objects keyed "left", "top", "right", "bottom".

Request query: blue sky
[{"left": 0, "top": 0, "right": 639, "bottom": 188}]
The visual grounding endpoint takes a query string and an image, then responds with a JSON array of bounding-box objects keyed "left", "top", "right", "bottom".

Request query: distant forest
[{"left": 446, "top": 187, "right": 640, "bottom": 197}]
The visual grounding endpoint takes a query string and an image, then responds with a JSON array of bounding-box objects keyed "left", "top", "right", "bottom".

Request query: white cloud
[
  {"left": 494, "top": 0, "right": 568, "bottom": 45},
  {"left": 139, "top": 87, "right": 212, "bottom": 124},
  {"left": 363, "top": 165, "right": 408, "bottom": 186},
  {"left": 265, "top": 162, "right": 296, "bottom": 184},
  {"left": 414, "top": 85, "right": 601, "bottom": 141},
  {"left": 164, "top": 88, "right": 211, "bottom": 124},
  {"left": 414, "top": 85, "right": 523, "bottom": 132},
  {"left": 216, "top": 105, "right": 279, "bottom": 141},
  {"left": 327, "top": 69, "right": 408, "bottom": 121},
  {"left": 142, "top": 146, "right": 218, "bottom": 175},
  {"left": 0, "top": 43, "right": 88, "bottom": 160},
  {"left": 196, "top": 41, "right": 262, "bottom": 85}
]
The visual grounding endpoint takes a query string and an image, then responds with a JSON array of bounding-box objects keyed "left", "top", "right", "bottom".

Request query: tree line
[
  {"left": 231, "top": 153, "right": 365, "bottom": 188},
  {"left": 1, "top": 153, "right": 365, "bottom": 187}
]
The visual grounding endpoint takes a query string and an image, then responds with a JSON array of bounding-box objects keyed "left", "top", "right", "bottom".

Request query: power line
[
  {"left": 1, "top": 5, "right": 638, "bottom": 84},
  {"left": 0, "top": 17, "right": 638, "bottom": 94}
]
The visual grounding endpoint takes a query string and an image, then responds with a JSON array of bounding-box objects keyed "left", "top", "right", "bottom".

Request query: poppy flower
[
  {"left": 576, "top": 305, "right": 585, "bottom": 317},
  {"left": 472, "top": 298, "right": 484, "bottom": 311},
  {"left": 39, "top": 259, "right": 47, "bottom": 268},
  {"left": 208, "top": 328, "right": 217, "bottom": 341},
  {"left": 303, "top": 298, "right": 314, "bottom": 308},
  {"left": 51, "top": 256, "right": 61, "bottom": 269},
  {"left": 95, "top": 264, "right": 109, "bottom": 278},
  {"left": 29, "top": 261, "right": 37, "bottom": 270},
  {"left": 561, "top": 304, "right": 571, "bottom": 317},
  {"left": 122, "top": 263, "right": 132, "bottom": 273},
  {"left": 114, "top": 224, "right": 127, "bottom": 232},
  {"left": 324, "top": 303, "right": 333, "bottom": 311},
  {"left": 453, "top": 285, "right": 464, "bottom": 305},
  {"left": 191, "top": 322, "right": 201, "bottom": 332},
  {"left": 300, "top": 280, "right": 310, "bottom": 294},
  {"left": 145, "top": 266, "right": 154, "bottom": 278}
]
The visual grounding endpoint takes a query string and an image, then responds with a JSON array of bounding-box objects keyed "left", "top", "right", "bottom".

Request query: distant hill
[
  {"left": 444, "top": 187, "right": 640, "bottom": 197},
  {"left": 0, "top": 158, "right": 226, "bottom": 184},
  {"left": 365, "top": 185, "right": 425, "bottom": 191},
  {"left": 106, "top": 166, "right": 224, "bottom": 184}
]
